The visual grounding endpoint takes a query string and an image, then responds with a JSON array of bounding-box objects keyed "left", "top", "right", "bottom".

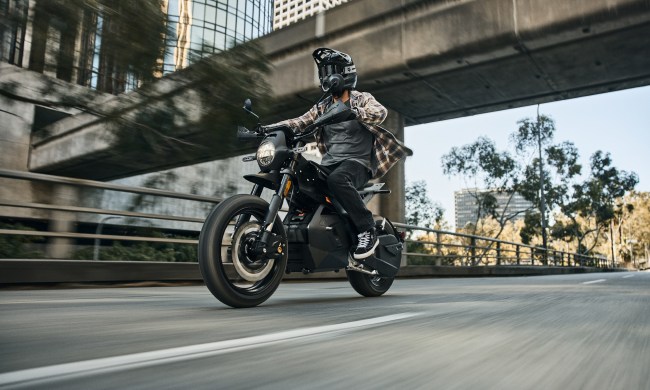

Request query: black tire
[
  {"left": 198, "top": 195, "right": 287, "bottom": 308},
  {"left": 346, "top": 218, "right": 397, "bottom": 297}
]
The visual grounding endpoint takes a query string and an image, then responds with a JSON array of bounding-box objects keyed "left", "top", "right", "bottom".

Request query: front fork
[
  {"left": 252, "top": 158, "right": 298, "bottom": 257},
  {"left": 255, "top": 174, "right": 291, "bottom": 251}
]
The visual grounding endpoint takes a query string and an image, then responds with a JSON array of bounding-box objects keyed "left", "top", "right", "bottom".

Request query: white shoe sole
[{"left": 353, "top": 239, "right": 380, "bottom": 260}]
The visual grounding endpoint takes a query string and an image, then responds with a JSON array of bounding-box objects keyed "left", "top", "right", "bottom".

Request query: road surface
[{"left": 1, "top": 271, "right": 648, "bottom": 389}]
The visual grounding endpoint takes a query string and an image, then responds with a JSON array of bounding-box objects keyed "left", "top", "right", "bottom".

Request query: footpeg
[
  {"left": 357, "top": 255, "right": 399, "bottom": 277},
  {"left": 346, "top": 257, "right": 379, "bottom": 276}
]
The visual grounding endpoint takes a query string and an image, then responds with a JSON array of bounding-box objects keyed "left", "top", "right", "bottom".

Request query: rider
[{"left": 270, "top": 48, "right": 412, "bottom": 260}]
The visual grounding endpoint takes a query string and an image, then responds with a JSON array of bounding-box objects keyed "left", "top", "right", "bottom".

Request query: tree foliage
[
  {"left": 442, "top": 136, "right": 526, "bottom": 241},
  {"left": 552, "top": 151, "right": 638, "bottom": 254},
  {"left": 617, "top": 191, "right": 650, "bottom": 265},
  {"left": 404, "top": 181, "right": 446, "bottom": 261},
  {"left": 1, "top": 0, "right": 273, "bottom": 174},
  {"left": 442, "top": 111, "right": 639, "bottom": 258},
  {"left": 405, "top": 181, "right": 445, "bottom": 229}
]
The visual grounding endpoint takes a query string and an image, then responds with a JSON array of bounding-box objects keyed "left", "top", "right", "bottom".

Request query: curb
[{"left": 0, "top": 259, "right": 626, "bottom": 285}]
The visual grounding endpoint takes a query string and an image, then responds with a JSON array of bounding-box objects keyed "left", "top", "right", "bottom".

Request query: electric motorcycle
[{"left": 198, "top": 99, "right": 404, "bottom": 308}]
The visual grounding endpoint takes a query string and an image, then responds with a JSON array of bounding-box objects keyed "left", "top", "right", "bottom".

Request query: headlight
[{"left": 256, "top": 141, "right": 276, "bottom": 167}]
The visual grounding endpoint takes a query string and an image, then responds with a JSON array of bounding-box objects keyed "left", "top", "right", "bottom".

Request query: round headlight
[{"left": 256, "top": 141, "right": 276, "bottom": 167}]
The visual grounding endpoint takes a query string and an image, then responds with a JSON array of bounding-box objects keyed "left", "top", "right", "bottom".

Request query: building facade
[
  {"left": 454, "top": 188, "right": 533, "bottom": 229},
  {"left": 0, "top": 0, "right": 275, "bottom": 241},
  {"left": 0, "top": 0, "right": 273, "bottom": 93},
  {"left": 272, "top": 0, "right": 348, "bottom": 30},
  {"left": 162, "top": 0, "right": 273, "bottom": 74}
]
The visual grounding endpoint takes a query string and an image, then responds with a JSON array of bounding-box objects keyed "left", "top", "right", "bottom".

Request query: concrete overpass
[
  {"left": 8, "top": 0, "right": 643, "bottom": 225},
  {"left": 22, "top": 0, "right": 650, "bottom": 182},
  {"left": 264, "top": 0, "right": 650, "bottom": 125}
]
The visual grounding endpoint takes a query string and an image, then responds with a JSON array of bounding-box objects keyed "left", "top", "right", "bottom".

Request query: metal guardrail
[
  {"left": 0, "top": 169, "right": 217, "bottom": 252},
  {"left": 394, "top": 223, "right": 609, "bottom": 268},
  {"left": 0, "top": 168, "right": 609, "bottom": 269}
]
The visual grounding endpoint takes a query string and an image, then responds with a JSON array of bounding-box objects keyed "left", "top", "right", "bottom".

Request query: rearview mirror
[{"left": 242, "top": 98, "right": 259, "bottom": 121}]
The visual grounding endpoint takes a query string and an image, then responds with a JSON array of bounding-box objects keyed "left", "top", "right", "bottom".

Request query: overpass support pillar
[
  {"left": 367, "top": 108, "right": 406, "bottom": 227},
  {"left": 46, "top": 184, "right": 78, "bottom": 259}
]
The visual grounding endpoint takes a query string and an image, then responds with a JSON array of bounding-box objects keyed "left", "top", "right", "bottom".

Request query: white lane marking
[
  {"left": 0, "top": 313, "right": 418, "bottom": 388},
  {"left": 0, "top": 298, "right": 154, "bottom": 305},
  {"left": 582, "top": 279, "right": 606, "bottom": 285},
  {"left": 622, "top": 274, "right": 635, "bottom": 279}
]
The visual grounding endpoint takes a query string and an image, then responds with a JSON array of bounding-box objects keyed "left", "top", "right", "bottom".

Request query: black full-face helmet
[{"left": 313, "top": 47, "right": 357, "bottom": 95}]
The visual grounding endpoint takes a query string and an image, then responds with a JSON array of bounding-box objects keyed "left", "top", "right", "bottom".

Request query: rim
[
  {"left": 217, "top": 207, "right": 282, "bottom": 294},
  {"left": 370, "top": 276, "right": 386, "bottom": 287},
  {"left": 230, "top": 221, "right": 275, "bottom": 282}
]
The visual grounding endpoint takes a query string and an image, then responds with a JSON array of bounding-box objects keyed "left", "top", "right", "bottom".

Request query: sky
[{"left": 404, "top": 85, "right": 650, "bottom": 228}]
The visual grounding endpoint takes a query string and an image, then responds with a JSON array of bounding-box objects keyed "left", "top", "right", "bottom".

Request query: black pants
[{"left": 324, "top": 160, "right": 375, "bottom": 234}]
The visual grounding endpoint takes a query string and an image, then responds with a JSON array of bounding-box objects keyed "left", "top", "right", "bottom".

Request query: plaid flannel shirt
[{"left": 272, "top": 90, "right": 413, "bottom": 179}]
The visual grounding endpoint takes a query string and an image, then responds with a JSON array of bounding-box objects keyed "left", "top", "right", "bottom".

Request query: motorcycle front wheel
[{"left": 198, "top": 194, "right": 287, "bottom": 308}]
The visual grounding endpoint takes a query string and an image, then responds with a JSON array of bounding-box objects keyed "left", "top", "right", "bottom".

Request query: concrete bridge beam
[{"left": 4, "top": 0, "right": 650, "bottom": 182}]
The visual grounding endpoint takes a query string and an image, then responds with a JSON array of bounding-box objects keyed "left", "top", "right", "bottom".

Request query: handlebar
[
  {"left": 292, "top": 101, "right": 356, "bottom": 141},
  {"left": 237, "top": 100, "right": 356, "bottom": 143}
]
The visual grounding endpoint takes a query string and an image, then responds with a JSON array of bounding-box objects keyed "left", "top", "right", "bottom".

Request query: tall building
[
  {"left": 162, "top": 0, "right": 273, "bottom": 74},
  {"left": 455, "top": 188, "right": 533, "bottom": 229},
  {"left": 0, "top": 0, "right": 273, "bottom": 94},
  {"left": 272, "top": 0, "right": 348, "bottom": 30},
  {"left": 0, "top": 0, "right": 275, "bottom": 230}
]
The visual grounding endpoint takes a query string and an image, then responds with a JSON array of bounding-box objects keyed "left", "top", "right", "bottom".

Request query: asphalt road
[{"left": 1, "top": 271, "right": 649, "bottom": 390}]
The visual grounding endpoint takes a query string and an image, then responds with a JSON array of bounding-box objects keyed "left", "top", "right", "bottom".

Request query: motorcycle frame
[{"left": 243, "top": 130, "right": 390, "bottom": 274}]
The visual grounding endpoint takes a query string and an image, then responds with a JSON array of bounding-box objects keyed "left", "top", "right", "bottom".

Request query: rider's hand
[{"left": 254, "top": 124, "right": 266, "bottom": 134}]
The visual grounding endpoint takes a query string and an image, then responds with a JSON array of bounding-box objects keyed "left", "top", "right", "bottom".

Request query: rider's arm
[
  {"left": 268, "top": 105, "right": 319, "bottom": 134},
  {"left": 352, "top": 92, "right": 388, "bottom": 126}
]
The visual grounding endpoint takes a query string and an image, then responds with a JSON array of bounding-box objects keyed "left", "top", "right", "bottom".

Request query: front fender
[{"left": 244, "top": 172, "right": 280, "bottom": 190}]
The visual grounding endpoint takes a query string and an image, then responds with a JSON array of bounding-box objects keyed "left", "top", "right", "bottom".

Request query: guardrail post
[
  {"left": 470, "top": 237, "right": 477, "bottom": 266},
  {"left": 530, "top": 247, "right": 535, "bottom": 266},
  {"left": 47, "top": 184, "right": 78, "bottom": 259},
  {"left": 435, "top": 232, "right": 442, "bottom": 266},
  {"left": 516, "top": 245, "right": 520, "bottom": 265},
  {"left": 496, "top": 242, "right": 501, "bottom": 266}
]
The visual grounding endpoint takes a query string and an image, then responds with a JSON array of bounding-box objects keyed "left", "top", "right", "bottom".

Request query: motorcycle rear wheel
[
  {"left": 346, "top": 218, "right": 397, "bottom": 297},
  {"left": 198, "top": 195, "right": 287, "bottom": 308}
]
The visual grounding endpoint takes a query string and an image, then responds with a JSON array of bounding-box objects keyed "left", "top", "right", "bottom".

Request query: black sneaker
[{"left": 354, "top": 228, "right": 379, "bottom": 259}]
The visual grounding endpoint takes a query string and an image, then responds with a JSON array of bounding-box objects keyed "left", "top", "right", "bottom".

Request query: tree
[
  {"left": 404, "top": 181, "right": 447, "bottom": 264},
  {"left": 24, "top": 0, "right": 168, "bottom": 92},
  {"left": 442, "top": 136, "right": 521, "bottom": 236},
  {"left": 405, "top": 181, "right": 445, "bottom": 230},
  {"left": 553, "top": 151, "right": 638, "bottom": 257},
  {"left": 1, "top": 3, "right": 273, "bottom": 174},
  {"left": 442, "top": 134, "right": 535, "bottom": 243},
  {"left": 441, "top": 111, "right": 637, "bottom": 261},
  {"left": 511, "top": 115, "right": 582, "bottom": 250},
  {"left": 617, "top": 191, "right": 650, "bottom": 267}
]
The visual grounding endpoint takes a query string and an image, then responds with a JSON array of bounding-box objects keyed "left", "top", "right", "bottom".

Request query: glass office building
[
  {"left": 0, "top": 0, "right": 273, "bottom": 93},
  {"left": 272, "top": 0, "right": 348, "bottom": 30},
  {"left": 163, "top": 0, "right": 273, "bottom": 74},
  {"left": 455, "top": 188, "right": 533, "bottom": 229}
]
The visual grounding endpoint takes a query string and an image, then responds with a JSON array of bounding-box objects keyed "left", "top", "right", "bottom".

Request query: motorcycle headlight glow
[{"left": 256, "top": 141, "right": 276, "bottom": 167}]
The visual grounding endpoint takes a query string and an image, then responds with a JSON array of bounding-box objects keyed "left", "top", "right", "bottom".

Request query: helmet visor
[{"left": 318, "top": 64, "right": 355, "bottom": 79}]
